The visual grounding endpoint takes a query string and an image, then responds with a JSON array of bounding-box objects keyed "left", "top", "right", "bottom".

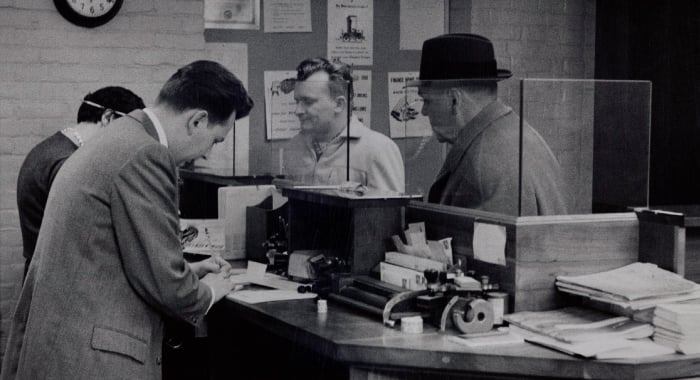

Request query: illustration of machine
[{"left": 340, "top": 15, "right": 365, "bottom": 42}]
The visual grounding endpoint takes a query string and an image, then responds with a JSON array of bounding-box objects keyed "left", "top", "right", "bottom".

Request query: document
[
  {"left": 327, "top": 0, "right": 373, "bottom": 65},
  {"left": 472, "top": 222, "right": 506, "bottom": 266},
  {"left": 263, "top": 0, "right": 311, "bottom": 33},
  {"left": 264, "top": 70, "right": 300, "bottom": 140},
  {"left": 227, "top": 289, "right": 316, "bottom": 304},
  {"left": 226, "top": 261, "right": 317, "bottom": 303}
]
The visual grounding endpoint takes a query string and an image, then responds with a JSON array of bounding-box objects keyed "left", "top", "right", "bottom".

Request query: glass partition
[
  {"left": 395, "top": 78, "right": 651, "bottom": 217},
  {"left": 520, "top": 79, "right": 651, "bottom": 215}
]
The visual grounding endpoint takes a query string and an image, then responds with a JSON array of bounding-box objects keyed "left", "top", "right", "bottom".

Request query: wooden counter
[{"left": 206, "top": 295, "right": 700, "bottom": 380}]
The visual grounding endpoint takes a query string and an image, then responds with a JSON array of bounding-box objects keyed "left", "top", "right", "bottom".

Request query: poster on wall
[
  {"left": 204, "top": 0, "right": 260, "bottom": 30},
  {"left": 352, "top": 69, "right": 371, "bottom": 128},
  {"left": 263, "top": 0, "right": 312, "bottom": 33},
  {"left": 388, "top": 72, "right": 432, "bottom": 138},
  {"left": 193, "top": 43, "right": 250, "bottom": 175},
  {"left": 399, "top": 0, "right": 445, "bottom": 50},
  {"left": 264, "top": 70, "right": 300, "bottom": 140},
  {"left": 327, "top": 0, "right": 373, "bottom": 66}
]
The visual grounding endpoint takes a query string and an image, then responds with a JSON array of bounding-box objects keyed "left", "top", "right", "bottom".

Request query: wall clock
[{"left": 54, "top": 0, "right": 124, "bottom": 28}]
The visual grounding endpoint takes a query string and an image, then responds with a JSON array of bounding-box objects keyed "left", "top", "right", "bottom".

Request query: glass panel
[
  {"left": 389, "top": 76, "right": 442, "bottom": 198},
  {"left": 520, "top": 79, "right": 652, "bottom": 215}
]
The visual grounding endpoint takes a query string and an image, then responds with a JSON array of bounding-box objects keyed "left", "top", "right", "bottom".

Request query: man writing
[
  {"left": 283, "top": 57, "right": 405, "bottom": 193},
  {"left": 2, "top": 60, "right": 253, "bottom": 379},
  {"left": 408, "top": 34, "right": 567, "bottom": 215}
]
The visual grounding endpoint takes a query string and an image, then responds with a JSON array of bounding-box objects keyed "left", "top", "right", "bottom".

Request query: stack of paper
[
  {"left": 556, "top": 263, "right": 700, "bottom": 312},
  {"left": 505, "top": 307, "right": 654, "bottom": 343},
  {"left": 653, "top": 302, "right": 700, "bottom": 354},
  {"left": 504, "top": 307, "right": 672, "bottom": 359}
]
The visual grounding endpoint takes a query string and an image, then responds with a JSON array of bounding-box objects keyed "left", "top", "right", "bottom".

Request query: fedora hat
[{"left": 407, "top": 33, "right": 511, "bottom": 87}]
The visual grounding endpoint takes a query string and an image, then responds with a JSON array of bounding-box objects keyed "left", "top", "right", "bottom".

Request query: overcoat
[{"left": 429, "top": 100, "right": 568, "bottom": 216}]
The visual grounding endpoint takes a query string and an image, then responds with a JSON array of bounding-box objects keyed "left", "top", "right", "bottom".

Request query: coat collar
[
  {"left": 123, "top": 109, "right": 159, "bottom": 143},
  {"left": 436, "top": 99, "right": 513, "bottom": 178}
]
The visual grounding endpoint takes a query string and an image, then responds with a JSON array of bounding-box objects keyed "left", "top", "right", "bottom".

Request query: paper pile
[
  {"left": 380, "top": 222, "right": 454, "bottom": 290},
  {"left": 555, "top": 263, "right": 700, "bottom": 312},
  {"left": 391, "top": 222, "right": 453, "bottom": 265},
  {"left": 653, "top": 302, "right": 700, "bottom": 354},
  {"left": 504, "top": 307, "right": 672, "bottom": 359}
]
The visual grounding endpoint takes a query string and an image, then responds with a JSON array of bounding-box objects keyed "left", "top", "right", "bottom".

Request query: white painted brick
[
  {"left": 477, "top": 0, "right": 513, "bottom": 10},
  {"left": 0, "top": 214, "right": 19, "bottom": 240},
  {"left": 133, "top": 49, "right": 184, "bottom": 66},
  {"left": 124, "top": 0, "right": 158, "bottom": 13},
  {"left": 154, "top": 33, "right": 204, "bottom": 49},
  {"left": 0, "top": 46, "right": 40, "bottom": 63},
  {"left": 539, "top": 0, "right": 566, "bottom": 14},
  {"left": 0, "top": 27, "right": 17, "bottom": 44},
  {"left": 0, "top": 229, "right": 21, "bottom": 248},
  {"left": 48, "top": 64, "right": 103, "bottom": 82},
  {"left": 0, "top": 9, "right": 42, "bottom": 28},
  {"left": 14, "top": 0, "right": 54, "bottom": 10}
]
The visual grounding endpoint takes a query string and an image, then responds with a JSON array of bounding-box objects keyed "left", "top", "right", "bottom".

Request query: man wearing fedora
[{"left": 408, "top": 33, "right": 567, "bottom": 216}]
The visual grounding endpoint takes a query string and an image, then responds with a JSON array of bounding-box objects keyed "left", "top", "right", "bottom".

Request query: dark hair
[
  {"left": 296, "top": 57, "right": 354, "bottom": 102},
  {"left": 156, "top": 60, "right": 253, "bottom": 125},
  {"left": 77, "top": 86, "right": 145, "bottom": 123}
]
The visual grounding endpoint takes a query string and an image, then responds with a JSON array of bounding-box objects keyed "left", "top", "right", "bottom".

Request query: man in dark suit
[
  {"left": 16, "top": 86, "right": 145, "bottom": 280},
  {"left": 408, "top": 34, "right": 567, "bottom": 216},
  {"left": 2, "top": 60, "right": 253, "bottom": 380}
]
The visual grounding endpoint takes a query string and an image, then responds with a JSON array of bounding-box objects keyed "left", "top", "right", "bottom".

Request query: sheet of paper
[
  {"left": 472, "top": 222, "right": 506, "bottom": 266},
  {"left": 226, "top": 289, "right": 316, "bottom": 304},
  {"left": 204, "top": 0, "right": 260, "bottom": 30},
  {"left": 246, "top": 260, "right": 267, "bottom": 280},
  {"left": 352, "top": 70, "right": 372, "bottom": 127},
  {"left": 264, "top": 70, "right": 300, "bottom": 140},
  {"left": 556, "top": 262, "right": 699, "bottom": 301},
  {"left": 327, "top": 0, "right": 373, "bottom": 65},
  {"left": 388, "top": 72, "right": 431, "bottom": 138},
  {"left": 399, "top": 0, "right": 445, "bottom": 50},
  {"left": 264, "top": 0, "right": 311, "bottom": 33}
]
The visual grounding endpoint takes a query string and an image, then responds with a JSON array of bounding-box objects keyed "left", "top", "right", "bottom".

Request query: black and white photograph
[{"left": 1, "top": 1, "right": 700, "bottom": 379}]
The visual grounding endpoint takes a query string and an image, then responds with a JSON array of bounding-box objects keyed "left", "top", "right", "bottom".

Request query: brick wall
[{"left": 0, "top": 0, "right": 596, "bottom": 368}]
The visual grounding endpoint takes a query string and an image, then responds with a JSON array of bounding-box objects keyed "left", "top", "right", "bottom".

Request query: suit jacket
[
  {"left": 428, "top": 100, "right": 567, "bottom": 216},
  {"left": 2, "top": 110, "right": 212, "bottom": 380}
]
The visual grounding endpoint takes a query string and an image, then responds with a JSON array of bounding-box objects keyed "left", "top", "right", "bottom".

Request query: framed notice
[{"left": 205, "top": 0, "right": 260, "bottom": 30}]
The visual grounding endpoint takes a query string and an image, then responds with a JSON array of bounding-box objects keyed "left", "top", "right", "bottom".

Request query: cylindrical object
[
  {"left": 400, "top": 316, "right": 423, "bottom": 334},
  {"left": 317, "top": 299, "right": 328, "bottom": 313},
  {"left": 487, "top": 292, "right": 508, "bottom": 325},
  {"left": 339, "top": 286, "right": 389, "bottom": 309},
  {"left": 451, "top": 298, "right": 494, "bottom": 334}
]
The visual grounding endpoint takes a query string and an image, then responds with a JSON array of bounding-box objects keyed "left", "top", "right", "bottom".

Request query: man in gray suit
[{"left": 2, "top": 60, "right": 253, "bottom": 379}]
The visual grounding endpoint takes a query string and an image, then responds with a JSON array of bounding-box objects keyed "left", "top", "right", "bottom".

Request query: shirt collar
[
  {"left": 335, "top": 114, "right": 365, "bottom": 141},
  {"left": 143, "top": 108, "right": 168, "bottom": 147}
]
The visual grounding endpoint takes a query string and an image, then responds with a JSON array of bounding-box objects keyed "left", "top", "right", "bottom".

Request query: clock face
[
  {"left": 67, "top": 0, "right": 116, "bottom": 18},
  {"left": 54, "top": 0, "right": 123, "bottom": 28}
]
